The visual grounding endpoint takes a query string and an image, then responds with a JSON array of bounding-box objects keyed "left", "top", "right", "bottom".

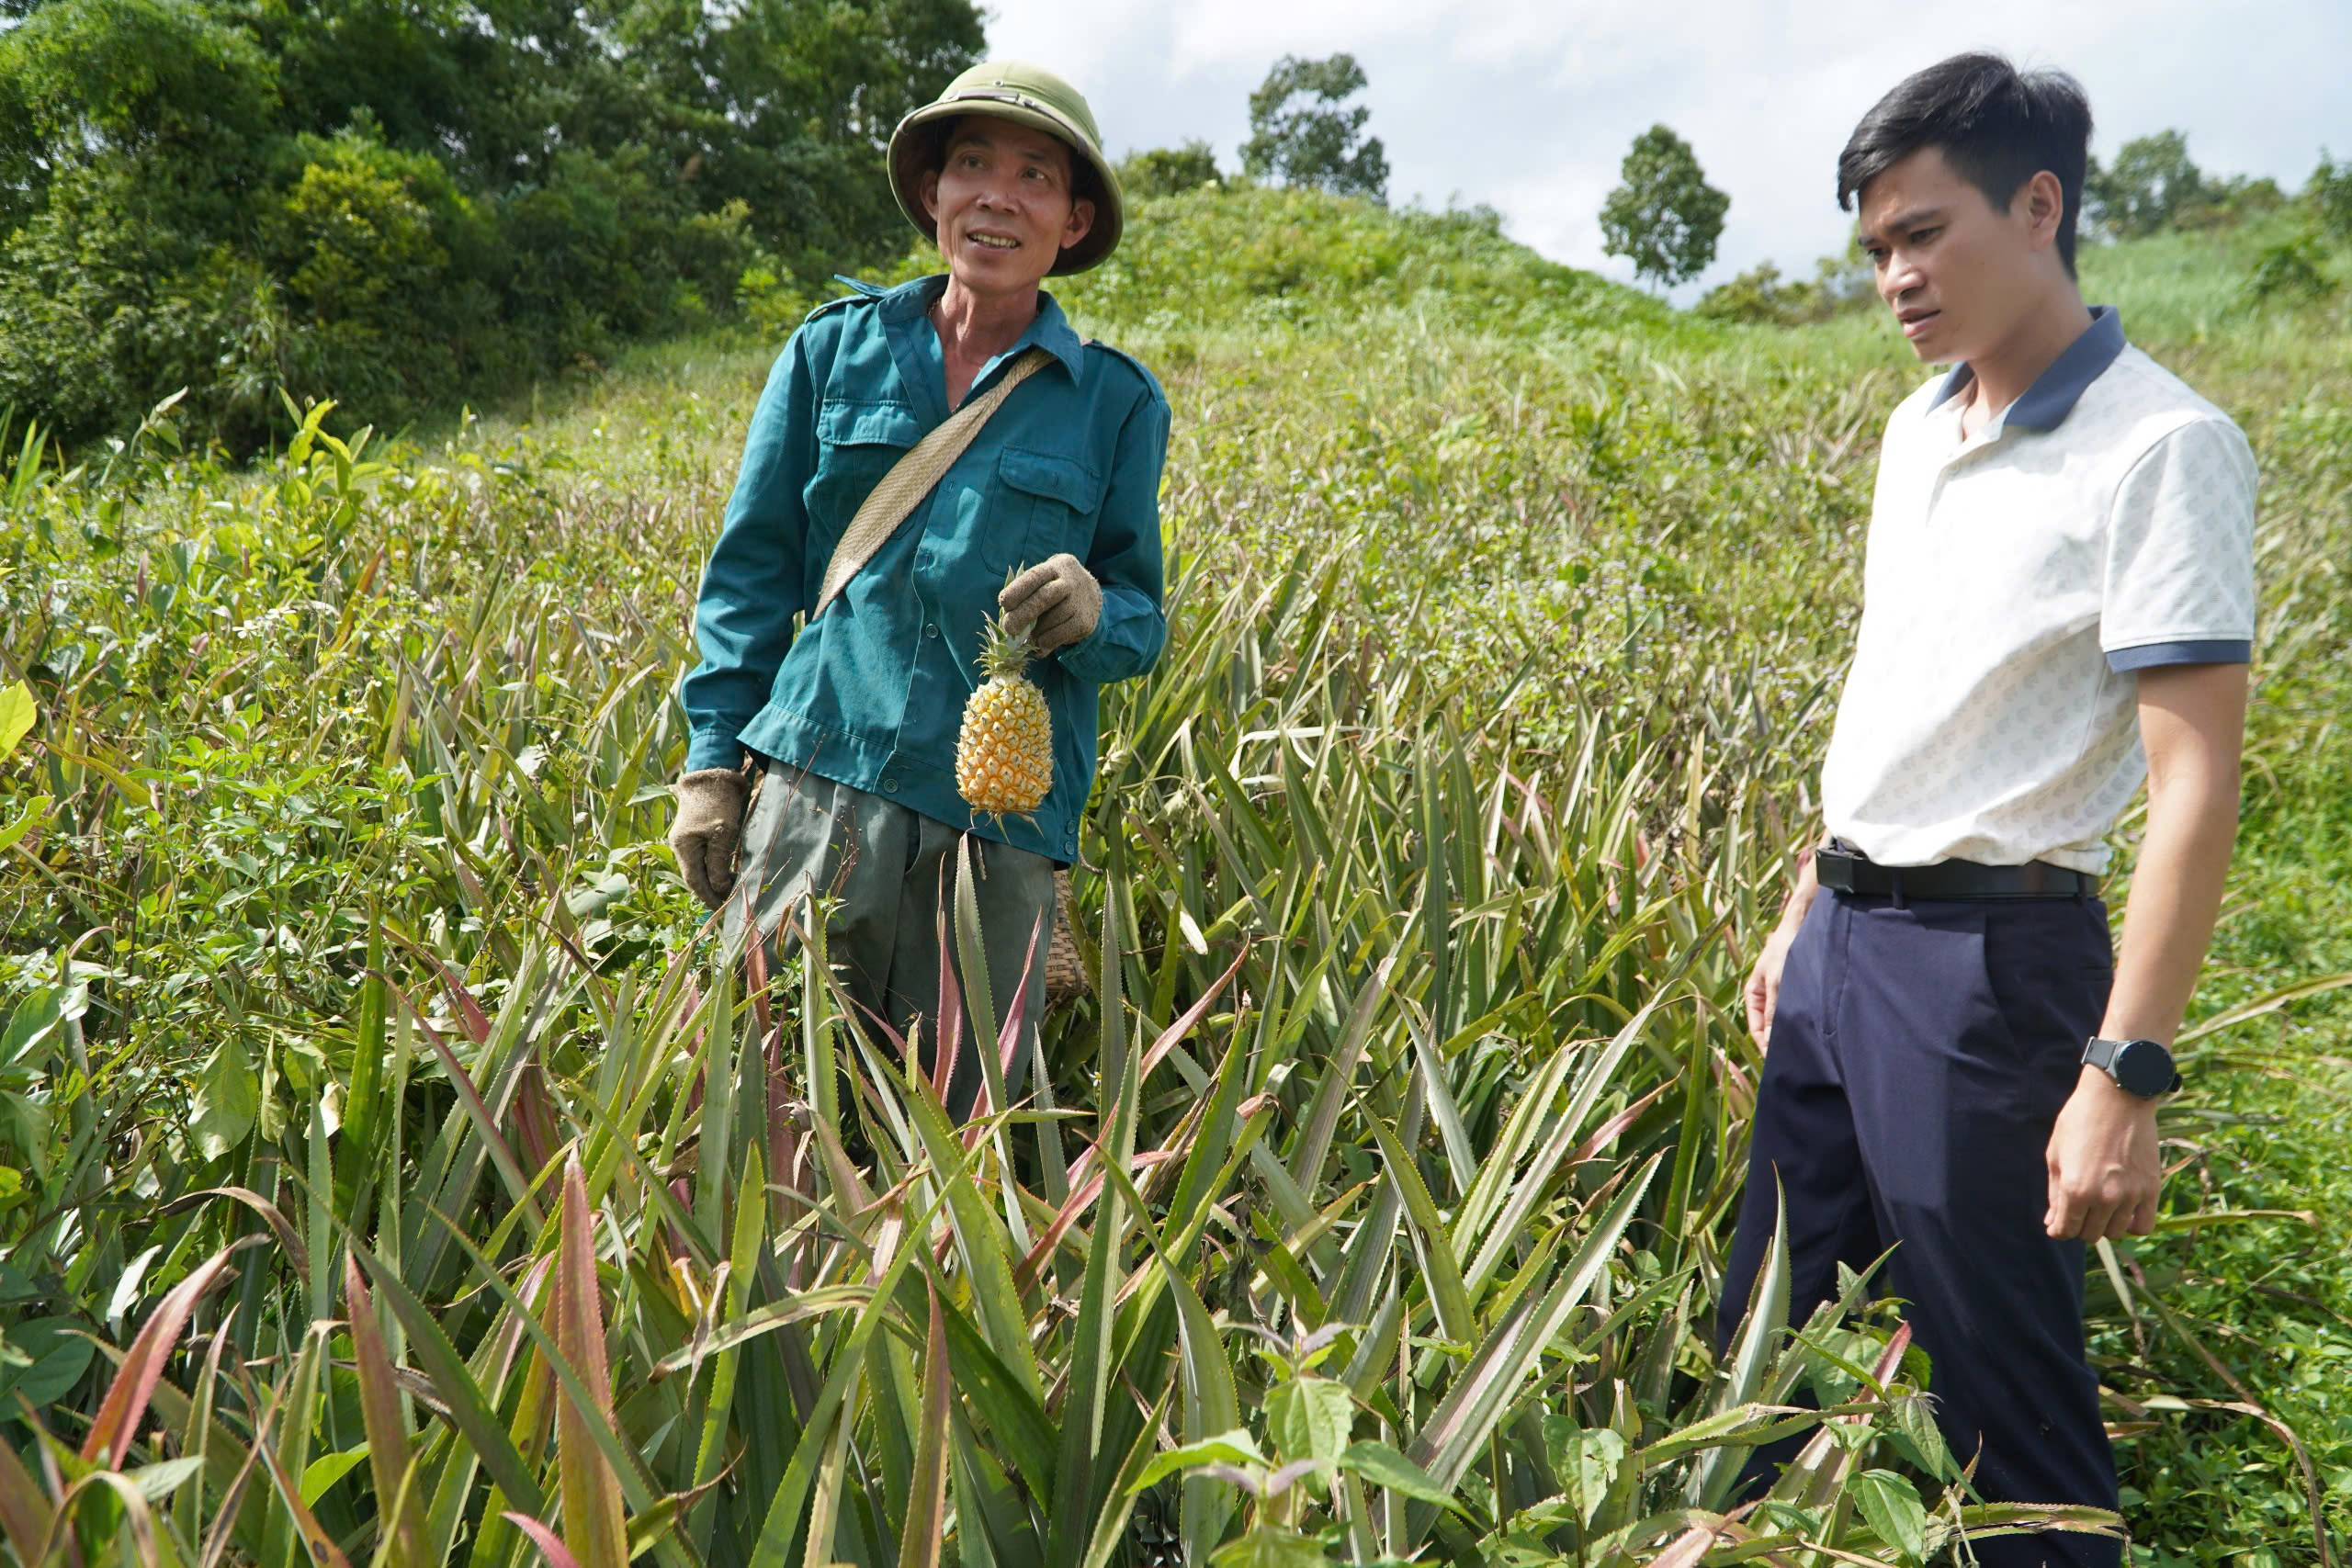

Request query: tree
[
  {"left": 2307, "top": 151, "right": 2352, "bottom": 242},
  {"left": 2086, "top": 130, "right": 2211, "bottom": 240},
  {"left": 0, "top": 0, "right": 985, "bottom": 451},
  {"left": 1240, "top": 53, "right": 1387, "bottom": 204},
  {"left": 1599, "top": 124, "right": 1727, "bottom": 290},
  {"left": 1118, "top": 140, "right": 1220, "bottom": 200}
]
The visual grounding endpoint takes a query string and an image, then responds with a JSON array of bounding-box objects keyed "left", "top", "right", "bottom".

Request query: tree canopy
[
  {"left": 1240, "top": 53, "right": 1389, "bottom": 205},
  {"left": 1119, "top": 141, "right": 1222, "bottom": 201},
  {"left": 2087, "top": 130, "right": 2210, "bottom": 240},
  {"left": 1599, "top": 124, "right": 1728, "bottom": 290},
  {"left": 0, "top": 0, "right": 982, "bottom": 452}
]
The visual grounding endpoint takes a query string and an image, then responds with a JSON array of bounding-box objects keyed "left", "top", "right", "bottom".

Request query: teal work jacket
[{"left": 681, "top": 276, "right": 1171, "bottom": 863}]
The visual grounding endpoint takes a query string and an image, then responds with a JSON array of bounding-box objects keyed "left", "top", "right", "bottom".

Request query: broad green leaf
[
  {"left": 1130, "top": 1431, "right": 1265, "bottom": 1493},
  {"left": 0, "top": 682, "right": 33, "bottom": 760},
  {"left": 298, "top": 1450, "right": 368, "bottom": 1507},
  {"left": 0, "top": 1316, "right": 94, "bottom": 1408},
  {"left": 1541, "top": 1421, "right": 1625, "bottom": 1525},
  {"left": 1849, "top": 1469, "right": 1929, "bottom": 1564},
  {"left": 190, "top": 1039, "right": 260, "bottom": 1161},
  {"left": 1209, "top": 1522, "right": 1329, "bottom": 1568},
  {"left": 1268, "top": 1376, "right": 1354, "bottom": 1468},
  {"left": 0, "top": 797, "right": 45, "bottom": 857},
  {"left": 1339, "top": 1442, "right": 1462, "bottom": 1512}
]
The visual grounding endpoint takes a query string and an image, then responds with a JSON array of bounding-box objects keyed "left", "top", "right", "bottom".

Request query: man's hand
[
  {"left": 669, "top": 767, "right": 750, "bottom": 909},
  {"left": 1745, "top": 919, "right": 1802, "bottom": 1050},
  {"left": 1001, "top": 554, "right": 1102, "bottom": 652},
  {"left": 1744, "top": 848, "right": 1822, "bottom": 1051},
  {"left": 2044, "top": 1066, "right": 2163, "bottom": 1239}
]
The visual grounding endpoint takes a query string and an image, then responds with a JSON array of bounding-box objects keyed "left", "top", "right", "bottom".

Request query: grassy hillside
[{"left": 2, "top": 186, "right": 2348, "bottom": 1566}]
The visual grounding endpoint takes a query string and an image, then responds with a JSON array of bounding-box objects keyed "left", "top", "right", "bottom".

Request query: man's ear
[
  {"left": 921, "top": 168, "right": 943, "bottom": 225},
  {"left": 1062, "top": 197, "right": 1095, "bottom": 251},
  {"left": 2018, "top": 169, "right": 2066, "bottom": 253}
]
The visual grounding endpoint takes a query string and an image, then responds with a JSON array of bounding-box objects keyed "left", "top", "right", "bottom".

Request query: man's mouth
[
  {"left": 968, "top": 232, "right": 1019, "bottom": 251},
  {"left": 1896, "top": 307, "right": 1939, "bottom": 337}
]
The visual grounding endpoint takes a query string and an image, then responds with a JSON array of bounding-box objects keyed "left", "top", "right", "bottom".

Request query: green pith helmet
[{"left": 888, "top": 60, "right": 1124, "bottom": 276}]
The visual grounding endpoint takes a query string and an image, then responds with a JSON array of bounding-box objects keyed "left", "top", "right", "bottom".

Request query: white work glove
[
  {"left": 668, "top": 767, "right": 749, "bottom": 909},
  {"left": 1000, "top": 554, "right": 1102, "bottom": 653}
]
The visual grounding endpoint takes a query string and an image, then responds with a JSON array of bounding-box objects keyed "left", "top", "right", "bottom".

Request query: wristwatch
[{"left": 2082, "top": 1036, "right": 2182, "bottom": 1100}]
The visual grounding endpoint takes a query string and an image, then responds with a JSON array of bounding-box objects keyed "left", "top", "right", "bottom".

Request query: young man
[{"left": 1721, "top": 54, "right": 2256, "bottom": 1564}]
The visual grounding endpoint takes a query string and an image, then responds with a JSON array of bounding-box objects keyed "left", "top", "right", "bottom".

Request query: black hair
[{"left": 1837, "top": 52, "right": 2093, "bottom": 275}]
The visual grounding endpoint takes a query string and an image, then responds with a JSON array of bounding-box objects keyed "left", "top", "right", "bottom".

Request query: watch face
[{"left": 2112, "top": 1039, "right": 2175, "bottom": 1099}]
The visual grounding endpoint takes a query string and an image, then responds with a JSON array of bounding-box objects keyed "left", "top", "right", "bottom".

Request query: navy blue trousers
[{"left": 1717, "top": 889, "right": 2121, "bottom": 1567}]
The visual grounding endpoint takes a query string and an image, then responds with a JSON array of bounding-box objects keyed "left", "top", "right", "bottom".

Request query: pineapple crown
[
  {"left": 978, "top": 610, "right": 1035, "bottom": 682},
  {"left": 978, "top": 565, "right": 1035, "bottom": 682}
]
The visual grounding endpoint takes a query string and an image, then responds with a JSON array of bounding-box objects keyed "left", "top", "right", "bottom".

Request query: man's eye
[{"left": 1912, "top": 228, "right": 1940, "bottom": 244}]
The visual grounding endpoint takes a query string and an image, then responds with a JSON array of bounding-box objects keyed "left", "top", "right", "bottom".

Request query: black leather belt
[{"left": 1814, "top": 847, "right": 2098, "bottom": 901}]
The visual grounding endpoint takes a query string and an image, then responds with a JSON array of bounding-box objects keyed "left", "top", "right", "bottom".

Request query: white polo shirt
[{"left": 1819, "top": 308, "right": 2256, "bottom": 874}]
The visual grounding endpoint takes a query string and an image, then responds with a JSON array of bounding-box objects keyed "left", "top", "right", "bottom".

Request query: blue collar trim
[
  {"left": 1927, "top": 305, "right": 2126, "bottom": 431},
  {"left": 879, "top": 274, "right": 1085, "bottom": 384}
]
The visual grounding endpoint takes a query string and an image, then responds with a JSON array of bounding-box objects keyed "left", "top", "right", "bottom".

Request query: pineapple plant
[{"left": 956, "top": 608, "right": 1053, "bottom": 819}]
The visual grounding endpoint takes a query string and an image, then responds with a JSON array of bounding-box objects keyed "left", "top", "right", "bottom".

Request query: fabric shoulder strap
[{"left": 812, "top": 345, "right": 1054, "bottom": 621}]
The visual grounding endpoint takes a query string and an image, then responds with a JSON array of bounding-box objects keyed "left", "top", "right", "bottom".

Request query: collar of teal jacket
[{"left": 861, "top": 275, "right": 1090, "bottom": 419}]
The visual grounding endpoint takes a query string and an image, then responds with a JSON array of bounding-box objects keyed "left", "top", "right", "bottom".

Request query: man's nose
[{"left": 1881, "top": 251, "right": 1923, "bottom": 303}]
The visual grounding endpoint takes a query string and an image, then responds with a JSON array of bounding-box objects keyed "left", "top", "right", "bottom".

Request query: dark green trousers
[{"left": 724, "top": 764, "right": 1056, "bottom": 1122}]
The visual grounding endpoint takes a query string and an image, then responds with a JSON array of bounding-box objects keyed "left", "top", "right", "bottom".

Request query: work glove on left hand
[
  {"left": 669, "top": 767, "right": 750, "bottom": 909},
  {"left": 1000, "top": 554, "right": 1102, "bottom": 653}
]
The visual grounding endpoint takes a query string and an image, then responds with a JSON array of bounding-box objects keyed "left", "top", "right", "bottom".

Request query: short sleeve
[{"left": 2101, "top": 415, "right": 2256, "bottom": 671}]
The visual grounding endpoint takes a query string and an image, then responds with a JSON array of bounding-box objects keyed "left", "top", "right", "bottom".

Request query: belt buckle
[{"left": 1813, "top": 847, "right": 1862, "bottom": 893}]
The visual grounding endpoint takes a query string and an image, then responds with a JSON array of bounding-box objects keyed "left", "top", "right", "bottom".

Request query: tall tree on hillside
[
  {"left": 1600, "top": 124, "right": 1728, "bottom": 291},
  {"left": 1240, "top": 53, "right": 1388, "bottom": 204},
  {"left": 2086, "top": 130, "right": 2211, "bottom": 239}
]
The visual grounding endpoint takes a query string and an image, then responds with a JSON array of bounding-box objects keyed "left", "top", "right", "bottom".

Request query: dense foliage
[
  {"left": 2, "top": 183, "right": 2350, "bottom": 1566},
  {"left": 2086, "top": 131, "right": 2288, "bottom": 241},
  {"left": 0, "top": 0, "right": 983, "bottom": 455},
  {"left": 1599, "top": 126, "right": 1729, "bottom": 292},
  {"left": 1239, "top": 54, "right": 1390, "bottom": 206}
]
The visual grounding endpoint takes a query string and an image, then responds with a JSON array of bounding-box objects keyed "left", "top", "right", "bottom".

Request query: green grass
[{"left": 3, "top": 190, "right": 2349, "bottom": 1566}]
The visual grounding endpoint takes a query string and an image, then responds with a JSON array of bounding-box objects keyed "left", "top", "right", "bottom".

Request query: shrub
[
  {"left": 1119, "top": 140, "right": 1223, "bottom": 199},
  {"left": 2246, "top": 230, "right": 2336, "bottom": 303}
]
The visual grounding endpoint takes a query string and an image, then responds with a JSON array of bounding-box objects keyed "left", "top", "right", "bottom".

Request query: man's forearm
[
  {"left": 2101, "top": 770, "right": 2238, "bottom": 1045},
  {"left": 2101, "top": 663, "right": 2250, "bottom": 1046}
]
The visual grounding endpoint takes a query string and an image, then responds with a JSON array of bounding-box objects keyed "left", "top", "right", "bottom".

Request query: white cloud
[{"left": 978, "top": 0, "right": 2352, "bottom": 299}]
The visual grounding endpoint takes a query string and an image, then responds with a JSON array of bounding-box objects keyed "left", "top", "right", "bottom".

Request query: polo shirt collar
[
  {"left": 1926, "top": 305, "right": 2126, "bottom": 432},
  {"left": 876, "top": 274, "right": 1086, "bottom": 385}
]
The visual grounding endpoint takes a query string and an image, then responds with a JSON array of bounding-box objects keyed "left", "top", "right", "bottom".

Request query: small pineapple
[{"left": 956, "top": 612, "right": 1053, "bottom": 819}]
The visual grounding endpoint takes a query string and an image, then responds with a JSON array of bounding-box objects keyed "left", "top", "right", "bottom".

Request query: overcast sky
[{"left": 979, "top": 0, "right": 2352, "bottom": 299}]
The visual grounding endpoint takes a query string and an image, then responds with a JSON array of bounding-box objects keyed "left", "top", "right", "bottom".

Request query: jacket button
[
  {"left": 882, "top": 778, "right": 899, "bottom": 794},
  {"left": 925, "top": 623, "right": 938, "bottom": 637}
]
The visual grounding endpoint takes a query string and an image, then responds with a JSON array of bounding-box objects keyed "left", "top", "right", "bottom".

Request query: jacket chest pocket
[
  {"left": 989, "top": 446, "right": 1102, "bottom": 572},
  {"left": 807, "top": 399, "right": 923, "bottom": 540}
]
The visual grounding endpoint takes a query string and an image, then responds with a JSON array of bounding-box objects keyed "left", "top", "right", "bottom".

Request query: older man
[{"left": 667, "top": 62, "right": 1170, "bottom": 1120}]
